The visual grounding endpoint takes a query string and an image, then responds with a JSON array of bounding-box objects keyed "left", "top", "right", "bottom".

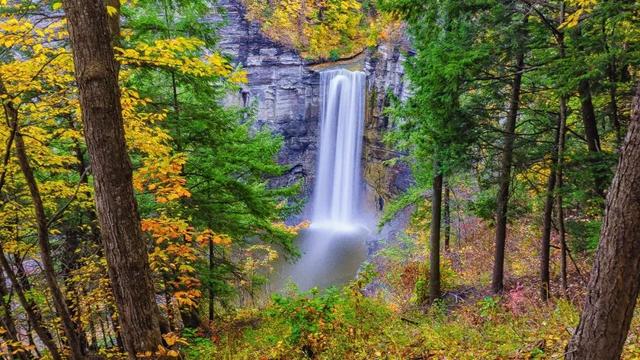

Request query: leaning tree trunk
[
  {"left": 566, "top": 83, "right": 640, "bottom": 359},
  {"left": 492, "top": 17, "right": 527, "bottom": 294},
  {"left": 0, "top": 246, "right": 61, "bottom": 360},
  {"left": 429, "top": 171, "right": 443, "bottom": 304},
  {"left": 13, "top": 124, "right": 88, "bottom": 360},
  {"left": 62, "top": 1, "right": 163, "bottom": 358},
  {"left": 1, "top": 86, "right": 88, "bottom": 359}
]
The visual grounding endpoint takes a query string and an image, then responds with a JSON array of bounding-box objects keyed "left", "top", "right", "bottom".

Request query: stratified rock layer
[{"left": 213, "top": 0, "right": 412, "bottom": 210}]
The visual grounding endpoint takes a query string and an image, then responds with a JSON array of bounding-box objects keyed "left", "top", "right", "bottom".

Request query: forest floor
[{"left": 184, "top": 215, "right": 640, "bottom": 359}]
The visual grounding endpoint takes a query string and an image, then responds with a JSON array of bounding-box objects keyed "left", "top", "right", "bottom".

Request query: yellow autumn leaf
[{"left": 106, "top": 5, "right": 118, "bottom": 16}]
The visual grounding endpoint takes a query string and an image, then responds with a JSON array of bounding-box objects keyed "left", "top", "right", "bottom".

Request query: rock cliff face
[
  {"left": 212, "top": 0, "right": 320, "bottom": 193},
  {"left": 212, "top": 0, "right": 411, "bottom": 210},
  {"left": 363, "top": 41, "right": 412, "bottom": 211}
]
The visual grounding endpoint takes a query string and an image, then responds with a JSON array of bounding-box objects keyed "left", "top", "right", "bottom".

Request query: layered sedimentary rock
[
  {"left": 212, "top": 0, "right": 320, "bottom": 193},
  {"left": 213, "top": 0, "right": 412, "bottom": 209},
  {"left": 363, "top": 40, "right": 412, "bottom": 210}
]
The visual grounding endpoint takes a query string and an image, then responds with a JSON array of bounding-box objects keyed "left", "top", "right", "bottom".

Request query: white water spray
[{"left": 311, "top": 69, "right": 366, "bottom": 228}]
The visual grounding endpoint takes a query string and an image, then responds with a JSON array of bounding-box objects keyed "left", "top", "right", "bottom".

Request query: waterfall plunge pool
[{"left": 267, "top": 226, "right": 370, "bottom": 292}]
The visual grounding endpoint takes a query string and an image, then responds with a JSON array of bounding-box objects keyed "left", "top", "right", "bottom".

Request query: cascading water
[
  {"left": 311, "top": 69, "right": 366, "bottom": 228},
  {"left": 267, "top": 68, "right": 369, "bottom": 292}
]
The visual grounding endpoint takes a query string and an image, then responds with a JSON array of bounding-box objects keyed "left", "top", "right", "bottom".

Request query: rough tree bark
[
  {"left": 429, "top": 171, "right": 443, "bottom": 303},
  {"left": 62, "top": 0, "right": 163, "bottom": 357},
  {"left": 565, "top": 83, "right": 640, "bottom": 359},
  {"left": 492, "top": 16, "right": 528, "bottom": 294}
]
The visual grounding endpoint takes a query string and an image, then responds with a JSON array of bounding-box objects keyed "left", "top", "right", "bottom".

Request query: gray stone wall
[
  {"left": 363, "top": 41, "right": 413, "bottom": 211},
  {"left": 212, "top": 0, "right": 412, "bottom": 208},
  {"left": 212, "top": 0, "right": 320, "bottom": 193}
]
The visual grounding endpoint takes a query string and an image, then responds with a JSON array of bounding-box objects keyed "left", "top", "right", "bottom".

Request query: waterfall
[
  {"left": 267, "top": 69, "right": 368, "bottom": 292},
  {"left": 311, "top": 69, "right": 366, "bottom": 228}
]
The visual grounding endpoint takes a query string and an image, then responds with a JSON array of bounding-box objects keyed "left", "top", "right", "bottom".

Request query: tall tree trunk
[
  {"left": 556, "top": 15, "right": 569, "bottom": 295},
  {"left": 557, "top": 95, "right": 569, "bottom": 295},
  {"left": 209, "top": 238, "right": 215, "bottom": 323},
  {"left": 429, "top": 171, "right": 442, "bottom": 304},
  {"left": 161, "top": 0, "right": 183, "bottom": 152},
  {"left": 0, "top": 246, "right": 60, "bottom": 360},
  {"left": 443, "top": 181, "right": 451, "bottom": 251},
  {"left": 571, "top": 24, "right": 605, "bottom": 197},
  {"left": 492, "top": 17, "right": 527, "bottom": 293},
  {"left": 541, "top": 19, "right": 564, "bottom": 298},
  {"left": 0, "top": 81, "right": 60, "bottom": 359},
  {"left": 540, "top": 125, "right": 559, "bottom": 301},
  {"left": 62, "top": 1, "right": 163, "bottom": 357},
  {"left": 565, "top": 83, "right": 640, "bottom": 360}
]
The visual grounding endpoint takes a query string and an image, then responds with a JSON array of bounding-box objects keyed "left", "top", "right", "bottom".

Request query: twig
[
  {"left": 46, "top": 167, "right": 89, "bottom": 228},
  {"left": 400, "top": 317, "right": 419, "bottom": 325}
]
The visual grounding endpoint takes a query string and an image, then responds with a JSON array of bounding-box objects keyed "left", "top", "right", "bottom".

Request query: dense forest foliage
[
  {"left": 0, "top": 0, "right": 639, "bottom": 359},
  {"left": 242, "top": 0, "right": 398, "bottom": 60}
]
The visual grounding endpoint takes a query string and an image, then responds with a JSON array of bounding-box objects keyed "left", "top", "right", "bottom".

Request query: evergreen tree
[
  {"left": 380, "top": 0, "right": 487, "bottom": 303},
  {"left": 124, "top": 0, "right": 300, "bottom": 322}
]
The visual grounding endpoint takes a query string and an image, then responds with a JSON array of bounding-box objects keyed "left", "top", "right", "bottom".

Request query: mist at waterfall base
[{"left": 269, "top": 69, "right": 374, "bottom": 293}]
